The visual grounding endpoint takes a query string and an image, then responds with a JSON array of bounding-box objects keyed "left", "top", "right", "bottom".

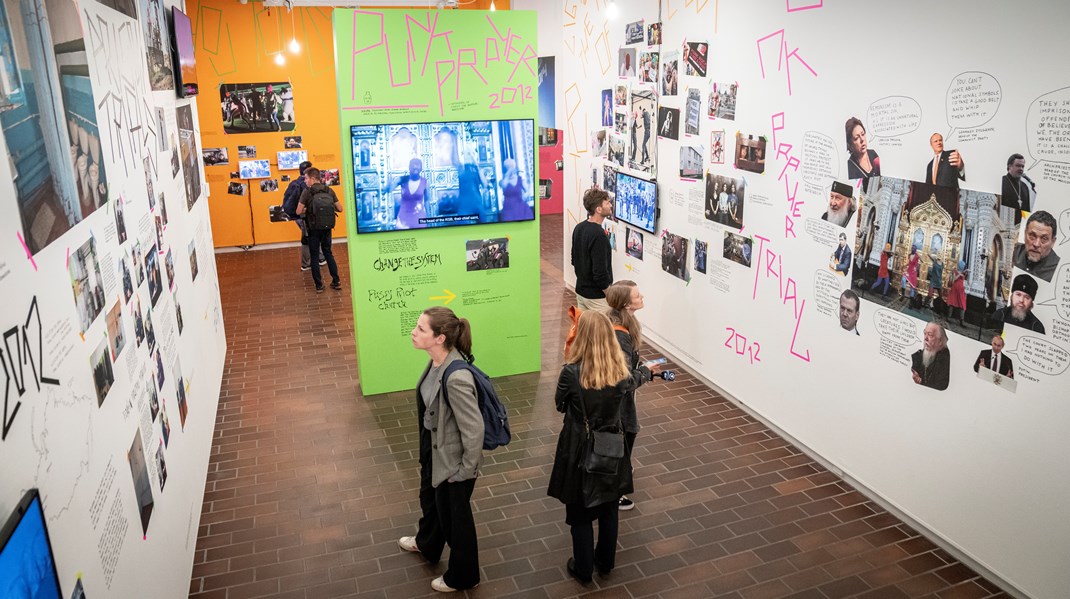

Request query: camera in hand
[{"left": 656, "top": 370, "right": 676, "bottom": 381}]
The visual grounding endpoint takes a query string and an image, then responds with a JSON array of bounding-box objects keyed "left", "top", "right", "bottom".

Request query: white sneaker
[
  {"left": 398, "top": 536, "right": 420, "bottom": 553},
  {"left": 432, "top": 576, "right": 477, "bottom": 593}
]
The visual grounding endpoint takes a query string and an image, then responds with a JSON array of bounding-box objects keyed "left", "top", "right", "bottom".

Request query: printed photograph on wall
[
  {"left": 176, "top": 370, "right": 189, "bottom": 429},
  {"left": 322, "top": 169, "right": 340, "bottom": 186},
  {"left": 145, "top": 305, "right": 156, "bottom": 353},
  {"left": 603, "top": 165, "right": 617, "bottom": 194},
  {"left": 133, "top": 299, "right": 144, "bottom": 347},
  {"left": 710, "top": 130, "right": 726, "bottom": 164},
  {"left": 105, "top": 302, "right": 126, "bottom": 361},
  {"left": 228, "top": 182, "right": 246, "bottom": 196},
  {"left": 121, "top": 256, "right": 134, "bottom": 303},
  {"left": 683, "top": 41, "right": 708, "bottom": 77},
  {"left": 601, "top": 89, "right": 613, "bottom": 126},
  {"left": 614, "top": 112, "right": 628, "bottom": 135},
  {"left": 164, "top": 249, "right": 176, "bottom": 292},
  {"left": 220, "top": 82, "right": 296, "bottom": 133},
  {"left": 657, "top": 106, "right": 680, "bottom": 140},
  {"left": 704, "top": 173, "right": 746, "bottom": 229},
  {"left": 115, "top": 196, "right": 128, "bottom": 244},
  {"left": 709, "top": 81, "right": 738, "bottom": 120},
  {"left": 695, "top": 239, "right": 708, "bottom": 274},
  {"left": 608, "top": 134, "right": 626, "bottom": 168},
  {"left": 647, "top": 22, "right": 661, "bottom": 46},
  {"left": 138, "top": 0, "right": 174, "bottom": 90},
  {"left": 189, "top": 240, "right": 199, "bottom": 282},
  {"left": 724, "top": 231, "right": 753, "bottom": 267},
  {"left": 639, "top": 51, "right": 659, "bottom": 84},
  {"left": 466, "top": 238, "right": 509, "bottom": 271},
  {"left": 98, "top": 0, "right": 136, "bottom": 20},
  {"left": 662, "top": 232, "right": 690, "bottom": 281},
  {"left": 537, "top": 56, "right": 555, "bottom": 129},
  {"left": 155, "top": 441, "right": 168, "bottom": 491},
  {"left": 661, "top": 50, "right": 678, "bottom": 96},
  {"left": 626, "top": 227, "right": 644, "bottom": 260},
  {"left": 679, "top": 145, "right": 703, "bottom": 181},
  {"left": 89, "top": 337, "right": 114, "bottom": 407},
  {"left": 69, "top": 237, "right": 105, "bottom": 334},
  {"left": 619, "top": 48, "right": 636, "bottom": 77},
  {"left": 127, "top": 429, "right": 155, "bottom": 534},
  {"left": 284, "top": 135, "right": 302, "bottom": 148},
  {"left": 160, "top": 397, "right": 171, "bottom": 447},
  {"left": 2, "top": 0, "right": 110, "bottom": 255},
  {"left": 202, "top": 147, "right": 229, "bottom": 166},
  {"left": 176, "top": 105, "right": 202, "bottom": 210},
  {"left": 591, "top": 130, "right": 607, "bottom": 158},
  {"left": 145, "top": 244, "right": 163, "bottom": 308},
  {"left": 625, "top": 20, "right": 644, "bottom": 44},
  {"left": 614, "top": 84, "right": 627, "bottom": 107},
  {"left": 259, "top": 179, "right": 279, "bottom": 192},
  {"left": 734, "top": 133, "right": 766, "bottom": 174},
  {"left": 684, "top": 88, "right": 702, "bottom": 136},
  {"left": 155, "top": 107, "right": 169, "bottom": 151},
  {"left": 628, "top": 88, "right": 656, "bottom": 174}
]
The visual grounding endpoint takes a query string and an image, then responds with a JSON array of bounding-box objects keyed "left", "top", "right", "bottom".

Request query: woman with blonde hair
[{"left": 548, "top": 310, "right": 648, "bottom": 583}]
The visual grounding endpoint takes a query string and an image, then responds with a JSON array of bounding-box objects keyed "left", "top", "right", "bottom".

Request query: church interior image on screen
[{"left": 351, "top": 119, "right": 536, "bottom": 233}]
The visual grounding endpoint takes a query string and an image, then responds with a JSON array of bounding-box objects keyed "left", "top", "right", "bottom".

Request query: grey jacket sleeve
[{"left": 445, "top": 369, "right": 483, "bottom": 480}]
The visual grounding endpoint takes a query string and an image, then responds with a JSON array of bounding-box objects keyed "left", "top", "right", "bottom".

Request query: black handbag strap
[{"left": 575, "top": 363, "right": 624, "bottom": 435}]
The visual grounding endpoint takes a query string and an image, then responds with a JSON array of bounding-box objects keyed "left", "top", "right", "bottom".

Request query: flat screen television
[
  {"left": 238, "top": 159, "right": 271, "bottom": 179},
  {"left": 171, "top": 7, "right": 198, "bottom": 98},
  {"left": 614, "top": 171, "right": 658, "bottom": 234},
  {"left": 0, "top": 490, "right": 63, "bottom": 598},
  {"left": 351, "top": 119, "right": 536, "bottom": 233}
]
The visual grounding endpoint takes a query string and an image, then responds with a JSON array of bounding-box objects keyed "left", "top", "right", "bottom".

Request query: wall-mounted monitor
[
  {"left": 238, "top": 160, "right": 271, "bottom": 179},
  {"left": 614, "top": 171, "right": 658, "bottom": 234},
  {"left": 351, "top": 119, "right": 536, "bottom": 234},
  {"left": 171, "top": 7, "right": 198, "bottom": 98},
  {"left": 0, "top": 490, "right": 63, "bottom": 598},
  {"left": 277, "top": 150, "right": 308, "bottom": 171}
]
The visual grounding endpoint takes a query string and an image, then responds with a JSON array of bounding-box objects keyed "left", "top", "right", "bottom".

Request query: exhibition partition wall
[
  {"left": 0, "top": 0, "right": 225, "bottom": 597},
  {"left": 334, "top": 9, "right": 541, "bottom": 395},
  {"left": 560, "top": 2, "right": 1069, "bottom": 598}
]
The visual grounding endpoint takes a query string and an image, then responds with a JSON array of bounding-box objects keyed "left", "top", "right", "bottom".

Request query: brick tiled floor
[{"left": 191, "top": 216, "right": 1010, "bottom": 599}]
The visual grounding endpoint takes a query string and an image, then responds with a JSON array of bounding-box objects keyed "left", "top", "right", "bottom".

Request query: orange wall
[{"left": 191, "top": 0, "right": 509, "bottom": 247}]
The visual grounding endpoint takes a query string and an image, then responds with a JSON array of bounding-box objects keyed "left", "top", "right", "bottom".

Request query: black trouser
[
  {"left": 306, "top": 228, "right": 339, "bottom": 287},
  {"left": 566, "top": 500, "right": 618, "bottom": 579},
  {"left": 415, "top": 427, "right": 480, "bottom": 590}
]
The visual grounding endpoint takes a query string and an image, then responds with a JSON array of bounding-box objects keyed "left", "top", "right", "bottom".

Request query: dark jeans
[
  {"left": 415, "top": 427, "right": 480, "bottom": 590},
  {"left": 306, "top": 228, "right": 339, "bottom": 287},
  {"left": 565, "top": 500, "right": 618, "bottom": 579}
]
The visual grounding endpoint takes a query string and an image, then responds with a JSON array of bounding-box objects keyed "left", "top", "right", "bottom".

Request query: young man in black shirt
[{"left": 571, "top": 188, "right": 614, "bottom": 311}]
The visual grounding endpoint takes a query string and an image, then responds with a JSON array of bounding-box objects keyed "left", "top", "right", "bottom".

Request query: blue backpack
[{"left": 441, "top": 360, "right": 511, "bottom": 450}]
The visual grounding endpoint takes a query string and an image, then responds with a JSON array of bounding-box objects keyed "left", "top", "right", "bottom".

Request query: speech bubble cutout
[
  {"left": 1004, "top": 336, "right": 1070, "bottom": 376},
  {"left": 813, "top": 270, "right": 841, "bottom": 317},
  {"left": 801, "top": 131, "right": 838, "bottom": 186},
  {"left": 1036, "top": 263, "right": 1070, "bottom": 320},
  {"left": 873, "top": 308, "right": 922, "bottom": 346},
  {"left": 1026, "top": 86, "right": 1070, "bottom": 169},
  {"left": 1059, "top": 208, "right": 1070, "bottom": 246},
  {"left": 945, "top": 71, "right": 1002, "bottom": 135},
  {"left": 866, "top": 96, "right": 922, "bottom": 138}
]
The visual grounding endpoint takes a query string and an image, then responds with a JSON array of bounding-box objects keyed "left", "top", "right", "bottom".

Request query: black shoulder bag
[{"left": 577, "top": 368, "right": 625, "bottom": 476}]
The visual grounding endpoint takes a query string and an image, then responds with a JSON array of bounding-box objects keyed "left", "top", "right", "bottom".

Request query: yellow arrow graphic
[{"left": 430, "top": 289, "right": 457, "bottom": 305}]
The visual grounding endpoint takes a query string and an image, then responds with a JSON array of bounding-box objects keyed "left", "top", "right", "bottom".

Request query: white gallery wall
[
  {"left": 560, "top": 1, "right": 1069, "bottom": 597},
  {"left": 0, "top": 0, "right": 225, "bottom": 597}
]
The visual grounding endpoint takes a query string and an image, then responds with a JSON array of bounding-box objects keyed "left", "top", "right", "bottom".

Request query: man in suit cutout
[
  {"left": 974, "top": 335, "right": 1013, "bottom": 379},
  {"left": 925, "top": 132, "right": 965, "bottom": 189}
]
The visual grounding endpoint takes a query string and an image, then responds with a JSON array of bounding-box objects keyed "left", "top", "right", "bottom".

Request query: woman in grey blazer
[{"left": 398, "top": 307, "right": 483, "bottom": 593}]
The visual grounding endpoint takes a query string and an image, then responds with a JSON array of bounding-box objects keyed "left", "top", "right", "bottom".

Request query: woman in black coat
[{"left": 547, "top": 310, "right": 648, "bottom": 583}]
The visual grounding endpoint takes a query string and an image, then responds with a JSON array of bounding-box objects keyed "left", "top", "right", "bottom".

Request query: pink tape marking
[
  {"left": 786, "top": 0, "right": 823, "bottom": 12},
  {"left": 16, "top": 232, "right": 37, "bottom": 271},
  {"left": 343, "top": 104, "right": 429, "bottom": 110}
]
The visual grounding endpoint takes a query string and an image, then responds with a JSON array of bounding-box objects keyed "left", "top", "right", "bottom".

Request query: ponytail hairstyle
[
  {"left": 605, "top": 281, "right": 641, "bottom": 351},
  {"left": 422, "top": 306, "right": 473, "bottom": 361},
  {"left": 566, "top": 310, "right": 630, "bottom": 390}
]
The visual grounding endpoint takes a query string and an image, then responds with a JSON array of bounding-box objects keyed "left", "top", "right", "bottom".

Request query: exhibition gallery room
[{"left": 2, "top": 0, "right": 1067, "bottom": 598}]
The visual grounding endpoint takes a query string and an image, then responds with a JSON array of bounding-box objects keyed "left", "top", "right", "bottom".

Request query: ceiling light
[
  {"left": 606, "top": 1, "right": 618, "bottom": 19},
  {"left": 490, "top": 0, "right": 496, "bottom": 10},
  {"left": 274, "top": 53, "right": 286, "bottom": 66},
  {"left": 289, "top": 38, "right": 300, "bottom": 53}
]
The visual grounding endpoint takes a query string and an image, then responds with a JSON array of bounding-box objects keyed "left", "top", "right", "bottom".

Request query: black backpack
[
  {"left": 441, "top": 360, "right": 511, "bottom": 450},
  {"left": 307, "top": 187, "right": 336, "bottom": 230}
]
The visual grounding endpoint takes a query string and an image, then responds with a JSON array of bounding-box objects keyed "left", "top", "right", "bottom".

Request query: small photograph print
[
  {"left": 679, "top": 145, "right": 704, "bottom": 181},
  {"left": 133, "top": 242, "right": 145, "bottom": 286},
  {"left": 220, "top": 82, "right": 296, "bottom": 133},
  {"left": 626, "top": 227, "right": 644, "bottom": 260},
  {"left": 175, "top": 297, "right": 184, "bottom": 335},
  {"left": 735, "top": 133, "right": 767, "bottom": 174},
  {"left": 614, "top": 84, "right": 628, "bottom": 107},
  {"left": 228, "top": 182, "right": 246, "bottom": 196},
  {"left": 105, "top": 302, "right": 126, "bottom": 360},
  {"left": 155, "top": 107, "right": 169, "bottom": 151},
  {"left": 134, "top": 300, "right": 145, "bottom": 347},
  {"left": 466, "top": 238, "right": 510, "bottom": 271},
  {"left": 237, "top": 145, "right": 256, "bottom": 159},
  {"left": 154, "top": 349, "right": 166, "bottom": 390},
  {"left": 114, "top": 197, "right": 128, "bottom": 244},
  {"left": 177, "top": 378, "right": 188, "bottom": 429},
  {"left": 591, "top": 129, "right": 607, "bottom": 158},
  {"left": 657, "top": 106, "right": 680, "bottom": 140},
  {"left": 603, "top": 165, "right": 618, "bottom": 194},
  {"left": 724, "top": 231, "right": 753, "bottom": 267},
  {"left": 280, "top": 174, "right": 290, "bottom": 182},
  {"left": 121, "top": 256, "right": 133, "bottom": 303},
  {"left": 601, "top": 89, "right": 613, "bottom": 127},
  {"left": 625, "top": 20, "right": 645, "bottom": 44},
  {"left": 160, "top": 397, "right": 171, "bottom": 447},
  {"left": 284, "top": 135, "right": 302, "bottom": 148},
  {"left": 144, "top": 157, "right": 156, "bottom": 209},
  {"left": 144, "top": 306, "right": 156, "bottom": 353},
  {"left": 202, "top": 147, "right": 229, "bottom": 166},
  {"left": 684, "top": 87, "right": 702, "bottom": 136},
  {"left": 269, "top": 205, "right": 288, "bottom": 222},
  {"left": 661, "top": 50, "right": 678, "bottom": 96},
  {"left": 158, "top": 192, "right": 169, "bottom": 225},
  {"left": 229, "top": 171, "right": 240, "bottom": 179},
  {"left": 148, "top": 380, "right": 160, "bottom": 422},
  {"left": 322, "top": 169, "right": 340, "bottom": 186},
  {"left": 127, "top": 429, "right": 155, "bottom": 534},
  {"left": 69, "top": 237, "right": 105, "bottom": 334},
  {"left": 614, "top": 112, "right": 628, "bottom": 135},
  {"left": 145, "top": 244, "right": 163, "bottom": 308},
  {"left": 155, "top": 441, "right": 168, "bottom": 492},
  {"left": 608, "top": 135, "right": 626, "bottom": 168},
  {"left": 695, "top": 239, "right": 708, "bottom": 274},
  {"left": 71, "top": 577, "right": 86, "bottom": 599},
  {"left": 647, "top": 22, "right": 661, "bottom": 46},
  {"left": 629, "top": 89, "right": 657, "bottom": 173},
  {"left": 189, "top": 240, "right": 199, "bottom": 282},
  {"left": 238, "top": 159, "right": 271, "bottom": 179},
  {"left": 704, "top": 173, "right": 746, "bottom": 229},
  {"left": 277, "top": 150, "right": 308, "bottom": 171},
  {"left": 164, "top": 249, "right": 176, "bottom": 292},
  {"left": 661, "top": 232, "right": 690, "bottom": 281},
  {"left": 619, "top": 48, "right": 636, "bottom": 77},
  {"left": 710, "top": 130, "right": 726, "bottom": 164},
  {"left": 639, "top": 51, "right": 659, "bottom": 84},
  {"left": 709, "top": 81, "right": 738, "bottom": 120},
  {"left": 259, "top": 179, "right": 279, "bottom": 192},
  {"left": 89, "top": 337, "right": 114, "bottom": 407},
  {"left": 683, "top": 41, "right": 709, "bottom": 77},
  {"left": 154, "top": 215, "right": 164, "bottom": 251}
]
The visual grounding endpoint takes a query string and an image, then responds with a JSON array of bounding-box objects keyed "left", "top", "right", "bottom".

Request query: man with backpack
[
  {"left": 296, "top": 168, "right": 343, "bottom": 292},
  {"left": 282, "top": 161, "right": 317, "bottom": 272}
]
